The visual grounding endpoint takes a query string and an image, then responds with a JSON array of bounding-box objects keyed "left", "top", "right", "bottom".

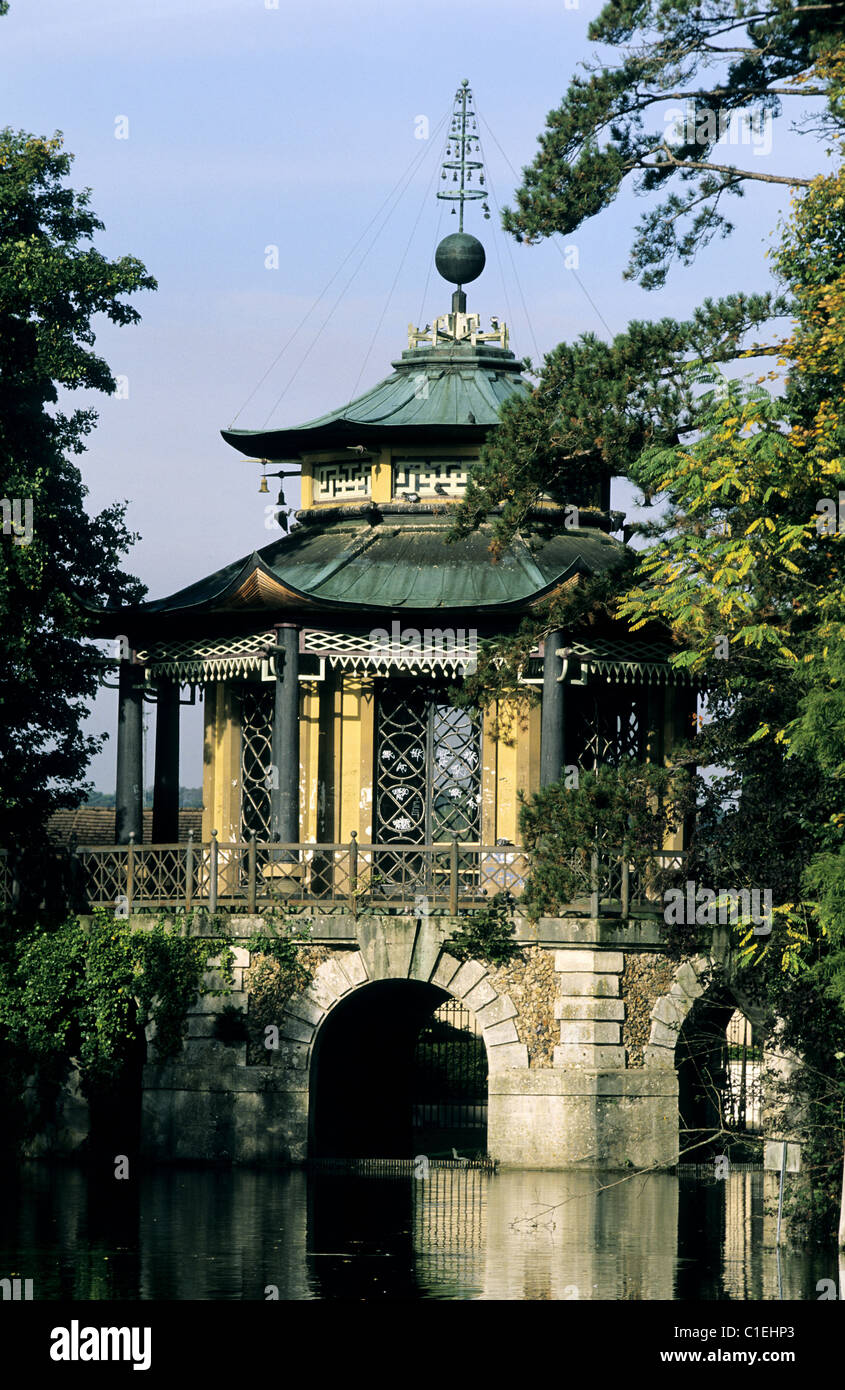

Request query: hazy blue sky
[{"left": 2, "top": 0, "right": 829, "bottom": 792}]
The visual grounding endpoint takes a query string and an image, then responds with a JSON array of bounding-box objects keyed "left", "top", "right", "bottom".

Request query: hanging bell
[{"left": 258, "top": 475, "right": 269, "bottom": 494}]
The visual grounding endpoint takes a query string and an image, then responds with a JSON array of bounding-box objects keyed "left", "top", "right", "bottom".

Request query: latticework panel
[
  {"left": 572, "top": 689, "right": 647, "bottom": 769},
  {"left": 431, "top": 704, "right": 481, "bottom": 840},
  {"left": 374, "top": 685, "right": 481, "bottom": 846},
  {"left": 240, "top": 685, "right": 274, "bottom": 843},
  {"left": 78, "top": 849, "right": 128, "bottom": 909},
  {"left": 375, "top": 692, "right": 428, "bottom": 842},
  {"left": 133, "top": 847, "right": 187, "bottom": 903}
]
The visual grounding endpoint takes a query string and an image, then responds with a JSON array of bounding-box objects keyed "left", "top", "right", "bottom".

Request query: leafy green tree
[
  {"left": 519, "top": 759, "right": 694, "bottom": 918},
  {"left": 0, "top": 130, "right": 155, "bottom": 861},
  {"left": 502, "top": 6, "right": 843, "bottom": 287},
  {"left": 451, "top": 294, "right": 785, "bottom": 560}
]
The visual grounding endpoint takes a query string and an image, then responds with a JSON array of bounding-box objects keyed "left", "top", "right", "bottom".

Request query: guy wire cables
[
  {"left": 227, "top": 108, "right": 449, "bottom": 430},
  {"left": 479, "top": 115, "right": 615, "bottom": 340},
  {"left": 343, "top": 117, "right": 448, "bottom": 411},
  {"left": 473, "top": 109, "right": 542, "bottom": 369},
  {"left": 262, "top": 112, "right": 453, "bottom": 428}
]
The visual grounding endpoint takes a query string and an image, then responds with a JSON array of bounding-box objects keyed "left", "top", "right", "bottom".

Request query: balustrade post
[
  {"left": 185, "top": 830, "right": 194, "bottom": 912},
  {"left": 126, "top": 833, "right": 135, "bottom": 916},
  {"left": 209, "top": 829, "right": 218, "bottom": 914},
  {"left": 247, "top": 832, "right": 257, "bottom": 914},
  {"left": 590, "top": 850, "right": 599, "bottom": 918},
  {"left": 349, "top": 830, "right": 358, "bottom": 917},
  {"left": 621, "top": 843, "right": 630, "bottom": 919},
  {"left": 449, "top": 835, "right": 459, "bottom": 915}
]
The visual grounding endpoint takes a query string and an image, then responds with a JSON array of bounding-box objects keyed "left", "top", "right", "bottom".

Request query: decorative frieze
[{"left": 312, "top": 460, "right": 370, "bottom": 501}]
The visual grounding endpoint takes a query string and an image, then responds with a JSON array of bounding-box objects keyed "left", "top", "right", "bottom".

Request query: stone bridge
[{"left": 136, "top": 912, "right": 760, "bottom": 1169}]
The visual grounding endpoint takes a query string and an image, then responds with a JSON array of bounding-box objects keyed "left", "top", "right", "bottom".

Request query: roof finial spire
[
  {"left": 437, "top": 79, "right": 490, "bottom": 233},
  {"left": 434, "top": 80, "right": 488, "bottom": 309}
]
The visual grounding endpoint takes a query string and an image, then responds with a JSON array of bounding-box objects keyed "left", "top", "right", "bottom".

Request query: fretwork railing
[{"left": 0, "top": 836, "right": 686, "bottom": 916}]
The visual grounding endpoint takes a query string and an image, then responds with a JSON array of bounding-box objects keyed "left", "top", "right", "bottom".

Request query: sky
[{"left": 1, "top": 0, "right": 830, "bottom": 793}]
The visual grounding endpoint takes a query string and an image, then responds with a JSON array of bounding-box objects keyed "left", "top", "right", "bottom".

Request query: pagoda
[{"left": 97, "top": 81, "right": 695, "bottom": 872}]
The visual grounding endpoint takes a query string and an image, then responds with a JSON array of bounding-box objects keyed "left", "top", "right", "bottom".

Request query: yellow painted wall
[
  {"left": 201, "top": 677, "right": 542, "bottom": 848},
  {"left": 371, "top": 448, "right": 392, "bottom": 504},
  {"left": 201, "top": 683, "right": 241, "bottom": 843},
  {"left": 299, "top": 682, "right": 320, "bottom": 842},
  {"left": 486, "top": 696, "right": 539, "bottom": 844},
  {"left": 336, "top": 673, "right": 375, "bottom": 842}
]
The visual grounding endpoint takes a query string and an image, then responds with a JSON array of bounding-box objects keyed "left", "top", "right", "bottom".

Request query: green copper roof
[
  {"left": 123, "top": 510, "right": 625, "bottom": 620},
  {"left": 221, "top": 341, "right": 529, "bottom": 458}
]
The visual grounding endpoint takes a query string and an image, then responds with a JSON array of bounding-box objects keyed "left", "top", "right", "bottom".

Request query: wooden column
[
  {"left": 152, "top": 679, "right": 180, "bottom": 843},
  {"left": 115, "top": 658, "right": 144, "bottom": 845},
  {"left": 270, "top": 624, "right": 300, "bottom": 843},
  {"left": 540, "top": 629, "right": 566, "bottom": 787}
]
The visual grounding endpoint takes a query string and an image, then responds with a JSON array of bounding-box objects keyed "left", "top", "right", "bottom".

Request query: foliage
[
  {"left": 0, "top": 128, "right": 155, "bottom": 860},
  {"left": 246, "top": 921, "right": 312, "bottom": 978},
  {"left": 502, "top": 10, "right": 842, "bottom": 287},
  {"left": 0, "top": 912, "right": 231, "bottom": 1110},
  {"left": 451, "top": 565, "right": 637, "bottom": 723},
  {"left": 615, "top": 156, "right": 845, "bottom": 991},
  {"left": 518, "top": 759, "right": 693, "bottom": 919},
  {"left": 243, "top": 925, "right": 315, "bottom": 1062},
  {"left": 450, "top": 296, "right": 784, "bottom": 559},
  {"left": 764, "top": 971, "right": 845, "bottom": 1242},
  {"left": 447, "top": 893, "right": 521, "bottom": 966}
]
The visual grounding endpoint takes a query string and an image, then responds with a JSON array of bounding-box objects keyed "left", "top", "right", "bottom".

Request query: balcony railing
[{"left": 0, "top": 837, "right": 686, "bottom": 917}]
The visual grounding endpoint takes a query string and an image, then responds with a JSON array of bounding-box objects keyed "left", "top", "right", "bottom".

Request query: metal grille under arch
[
  {"left": 374, "top": 682, "right": 481, "bottom": 844},
  {"left": 239, "top": 684, "right": 273, "bottom": 843},
  {"left": 412, "top": 997, "right": 488, "bottom": 1151}
]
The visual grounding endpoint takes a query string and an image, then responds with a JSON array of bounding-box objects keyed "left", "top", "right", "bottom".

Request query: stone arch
[
  {"left": 643, "top": 953, "right": 716, "bottom": 1069},
  {"left": 277, "top": 940, "right": 528, "bottom": 1074},
  {"left": 274, "top": 935, "right": 527, "bottom": 1160},
  {"left": 643, "top": 949, "right": 768, "bottom": 1070}
]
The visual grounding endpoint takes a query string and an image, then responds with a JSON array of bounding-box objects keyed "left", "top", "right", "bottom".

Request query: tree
[
  {"left": 451, "top": 293, "right": 785, "bottom": 558},
  {"left": 0, "top": 130, "right": 155, "bottom": 860},
  {"left": 502, "top": 4, "right": 844, "bottom": 287},
  {"left": 458, "top": 25, "right": 845, "bottom": 1230}
]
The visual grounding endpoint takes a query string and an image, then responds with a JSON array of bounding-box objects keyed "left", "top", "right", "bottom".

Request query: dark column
[
  {"left": 152, "top": 679, "right": 180, "bottom": 843},
  {"left": 270, "top": 623, "right": 300, "bottom": 843},
  {"left": 115, "top": 658, "right": 144, "bottom": 844},
  {"left": 540, "top": 629, "right": 566, "bottom": 788}
]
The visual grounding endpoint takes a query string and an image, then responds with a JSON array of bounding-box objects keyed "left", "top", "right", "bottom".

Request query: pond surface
[{"left": 0, "top": 1164, "right": 837, "bottom": 1301}]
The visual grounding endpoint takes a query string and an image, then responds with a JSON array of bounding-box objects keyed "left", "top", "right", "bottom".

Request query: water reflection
[{"left": 0, "top": 1164, "right": 835, "bottom": 1300}]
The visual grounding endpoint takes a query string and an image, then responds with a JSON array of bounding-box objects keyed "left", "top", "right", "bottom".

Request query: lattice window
[
  {"left": 240, "top": 685, "right": 273, "bottom": 841},
  {"left": 312, "top": 461, "right": 370, "bottom": 501},
  {"left": 374, "top": 684, "right": 481, "bottom": 843},
  {"left": 431, "top": 704, "right": 481, "bottom": 839},
  {"left": 573, "top": 689, "right": 646, "bottom": 769},
  {"left": 393, "top": 459, "right": 468, "bottom": 498}
]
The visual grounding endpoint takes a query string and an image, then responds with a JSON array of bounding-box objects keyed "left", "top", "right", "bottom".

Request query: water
[{"left": 0, "top": 1164, "right": 836, "bottom": 1301}]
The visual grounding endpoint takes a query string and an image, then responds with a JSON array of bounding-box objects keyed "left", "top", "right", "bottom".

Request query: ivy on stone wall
[{"left": 0, "top": 910, "right": 233, "bottom": 1150}]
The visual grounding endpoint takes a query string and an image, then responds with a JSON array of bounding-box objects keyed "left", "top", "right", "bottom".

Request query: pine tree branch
[{"left": 648, "top": 147, "right": 813, "bottom": 186}]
